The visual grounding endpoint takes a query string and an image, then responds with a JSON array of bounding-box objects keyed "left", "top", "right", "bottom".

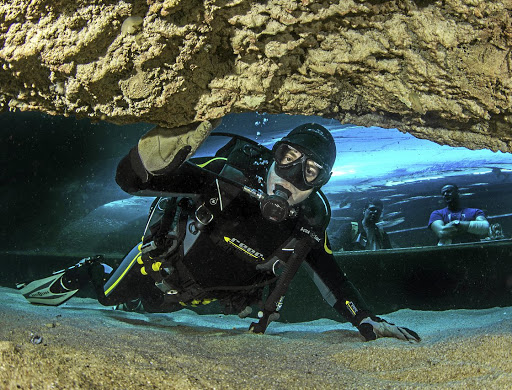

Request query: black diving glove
[{"left": 357, "top": 316, "right": 421, "bottom": 342}]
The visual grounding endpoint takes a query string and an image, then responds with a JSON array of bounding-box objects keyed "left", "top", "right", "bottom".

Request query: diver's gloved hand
[
  {"left": 357, "top": 316, "right": 421, "bottom": 342},
  {"left": 138, "top": 119, "right": 222, "bottom": 175}
]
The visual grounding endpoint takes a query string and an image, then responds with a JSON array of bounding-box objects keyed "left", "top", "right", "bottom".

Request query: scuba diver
[
  {"left": 428, "top": 183, "right": 490, "bottom": 245},
  {"left": 18, "top": 121, "right": 420, "bottom": 342}
]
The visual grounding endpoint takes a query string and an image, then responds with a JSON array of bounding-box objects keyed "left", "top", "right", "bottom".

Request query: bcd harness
[{"left": 138, "top": 135, "right": 324, "bottom": 333}]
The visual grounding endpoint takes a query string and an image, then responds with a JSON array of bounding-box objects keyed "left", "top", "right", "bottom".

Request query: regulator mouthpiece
[
  {"left": 260, "top": 185, "right": 291, "bottom": 223},
  {"left": 273, "top": 185, "right": 292, "bottom": 199}
]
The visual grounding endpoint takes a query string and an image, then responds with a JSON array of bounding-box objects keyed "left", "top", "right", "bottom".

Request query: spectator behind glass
[
  {"left": 428, "top": 184, "right": 489, "bottom": 245},
  {"left": 334, "top": 199, "right": 392, "bottom": 251}
]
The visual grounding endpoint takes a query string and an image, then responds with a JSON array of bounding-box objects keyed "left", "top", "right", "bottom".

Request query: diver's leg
[
  {"left": 45, "top": 244, "right": 145, "bottom": 307},
  {"left": 17, "top": 255, "right": 112, "bottom": 306},
  {"left": 96, "top": 243, "right": 145, "bottom": 306},
  {"left": 59, "top": 255, "right": 112, "bottom": 292},
  {"left": 66, "top": 244, "right": 180, "bottom": 312},
  {"left": 102, "top": 244, "right": 186, "bottom": 312},
  {"left": 95, "top": 243, "right": 171, "bottom": 313}
]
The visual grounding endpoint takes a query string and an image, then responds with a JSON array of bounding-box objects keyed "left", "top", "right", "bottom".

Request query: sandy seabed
[{"left": 0, "top": 286, "right": 511, "bottom": 389}]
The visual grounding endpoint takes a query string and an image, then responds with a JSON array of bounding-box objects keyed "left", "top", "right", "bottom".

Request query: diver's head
[
  {"left": 441, "top": 183, "right": 460, "bottom": 209},
  {"left": 266, "top": 123, "right": 336, "bottom": 206},
  {"left": 362, "top": 199, "right": 383, "bottom": 226}
]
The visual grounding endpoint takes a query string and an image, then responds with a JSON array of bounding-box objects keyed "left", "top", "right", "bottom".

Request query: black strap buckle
[{"left": 195, "top": 203, "right": 214, "bottom": 227}]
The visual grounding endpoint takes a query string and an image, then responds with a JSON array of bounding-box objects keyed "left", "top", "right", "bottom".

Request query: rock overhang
[{"left": 0, "top": 0, "right": 510, "bottom": 152}]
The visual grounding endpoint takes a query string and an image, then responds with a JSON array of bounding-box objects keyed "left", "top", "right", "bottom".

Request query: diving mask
[{"left": 272, "top": 143, "right": 331, "bottom": 190}]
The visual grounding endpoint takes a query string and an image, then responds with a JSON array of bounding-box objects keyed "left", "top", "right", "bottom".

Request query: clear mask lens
[
  {"left": 274, "top": 144, "right": 303, "bottom": 166},
  {"left": 304, "top": 159, "right": 321, "bottom": 183}
]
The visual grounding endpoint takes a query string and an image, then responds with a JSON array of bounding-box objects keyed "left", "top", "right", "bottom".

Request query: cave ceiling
[{"left": 0, "top": 0, "right": 511, "bottom": 152}]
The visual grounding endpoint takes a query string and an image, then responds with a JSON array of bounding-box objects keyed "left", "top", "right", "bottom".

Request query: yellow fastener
[{"left": 152, "top": 262, "right": 162, "bottom": 271}]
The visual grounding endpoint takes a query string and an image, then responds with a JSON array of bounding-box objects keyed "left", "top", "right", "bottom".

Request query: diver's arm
[
  {"left": 304, "top": 244, "right": 372, "bottom": 325},
  {"left": 115, "top": 120, "right": 222, "bottom": 196},
  {"left": 116, "top": 149, "right": 223, "bottom": 197},
  {"left": 305, "top": 242, "right": 420, "bottom": 342}
]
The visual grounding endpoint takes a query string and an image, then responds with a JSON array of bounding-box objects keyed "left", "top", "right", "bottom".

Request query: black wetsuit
[{"left": 97, "top": 137, "right": 370, "bottom": 326}]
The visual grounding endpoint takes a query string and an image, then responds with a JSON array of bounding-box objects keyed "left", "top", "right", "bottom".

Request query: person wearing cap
[
  {"left": 21, "top": 120, "right": 420, "bottom": 342},
  {"left": 335, "top": 199, "right": 392, "bottom": 251},
  {"left": 428, "top": 183, "right": 490, "bottom": 245}
]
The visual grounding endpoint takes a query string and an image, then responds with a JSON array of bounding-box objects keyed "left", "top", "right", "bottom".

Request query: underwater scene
[{"left": 2, "top": 111, "right": 512, "bottom": 388}]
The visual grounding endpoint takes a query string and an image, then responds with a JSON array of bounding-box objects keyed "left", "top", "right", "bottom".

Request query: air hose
[{"left": 250, "top": 236, "right": 313, "bottom": 334}]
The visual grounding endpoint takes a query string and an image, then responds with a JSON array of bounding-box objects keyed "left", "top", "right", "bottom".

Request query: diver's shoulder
[{"left": 300, "top": 190, "right": 331, "bottom": 229}]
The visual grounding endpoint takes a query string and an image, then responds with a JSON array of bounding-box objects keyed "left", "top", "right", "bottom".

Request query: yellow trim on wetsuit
[
  {"left": 324, "top": 234, "right": 333, "bottom": 255},
  {"left": 196, "top": 157, "right": 227, "bottom": 168},
  {"left": 104, "top": 252, "right": 142, "bottom": 296}
]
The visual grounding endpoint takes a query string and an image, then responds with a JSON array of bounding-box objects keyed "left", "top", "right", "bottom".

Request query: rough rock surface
[{"left": 0, "top": 0, "right": 511, "bottom": 152}]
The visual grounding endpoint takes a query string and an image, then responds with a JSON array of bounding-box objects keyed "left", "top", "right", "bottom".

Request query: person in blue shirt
[{"left": 428, "top": 184, "right": 489, "bottom": 245}]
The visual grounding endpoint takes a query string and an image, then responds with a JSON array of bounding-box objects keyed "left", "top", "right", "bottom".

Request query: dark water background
[{"left": 2, "top": 111, "right": 511, "bottom": 321}]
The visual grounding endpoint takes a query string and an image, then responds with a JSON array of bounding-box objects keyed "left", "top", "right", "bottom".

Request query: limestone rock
[{"left": 0, "top": 0, "right": 511, "bottom": 152}]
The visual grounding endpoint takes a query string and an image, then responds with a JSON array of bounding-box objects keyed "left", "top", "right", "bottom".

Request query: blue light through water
[
  {"left": 325, "top": 125, "right": 511, "bottom": 193},
  {"left": 201, "top": 113, "right": 512, "bottom": 193}
]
